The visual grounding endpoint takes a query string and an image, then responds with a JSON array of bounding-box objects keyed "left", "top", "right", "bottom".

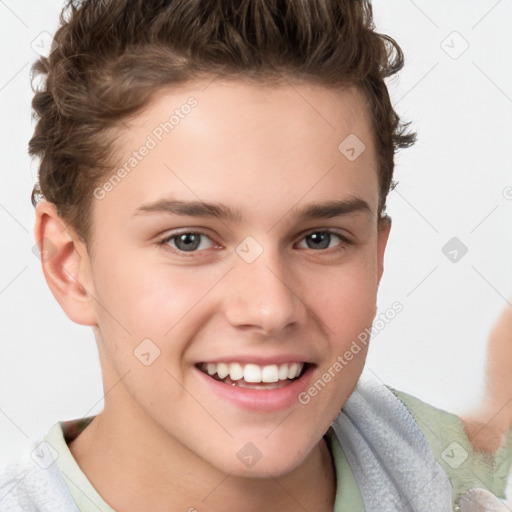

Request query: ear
[
  {"left": 33, "top": 201, "right": 97, "bottom": 326},
  {"left": 376, "top": 214, "right": 392, "bottom": 285}
]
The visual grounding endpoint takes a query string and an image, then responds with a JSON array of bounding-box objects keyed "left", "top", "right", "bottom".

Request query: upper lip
[{"left": 196, "top": 354, "right": 315, "bottom": 366}]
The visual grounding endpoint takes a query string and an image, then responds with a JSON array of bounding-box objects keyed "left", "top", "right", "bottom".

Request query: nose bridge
[{"left": 223, "top": 238, "right": 305, "bottom": 334}]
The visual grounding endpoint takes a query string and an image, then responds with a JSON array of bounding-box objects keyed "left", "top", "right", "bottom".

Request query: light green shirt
[
  {"left": 391, "top": 388, "right": 512, "bottom": 509},
  {"left": 44, "top": 416, "right": 115, "bottom": 512}
]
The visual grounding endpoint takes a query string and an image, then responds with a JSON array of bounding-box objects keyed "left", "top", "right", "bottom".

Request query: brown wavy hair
[{"left": 29, "top": 0, "right": 416, "bottom": 247}]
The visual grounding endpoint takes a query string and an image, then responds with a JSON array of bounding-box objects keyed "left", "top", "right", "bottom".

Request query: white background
[{"left": 0, "top": 0, "right": 511, "bottom": 466}]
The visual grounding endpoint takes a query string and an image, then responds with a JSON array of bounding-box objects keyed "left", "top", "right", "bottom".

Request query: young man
[{"left": 1, "top": 1, "right": 511, "bottom": 511}]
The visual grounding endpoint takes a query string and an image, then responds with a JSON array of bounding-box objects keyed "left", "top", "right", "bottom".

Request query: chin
[{"left": 209, "top": 439, "right": 314, "bottom": 479}]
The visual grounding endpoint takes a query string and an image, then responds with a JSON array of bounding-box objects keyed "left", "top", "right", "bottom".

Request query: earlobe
[
  {"left": 377, "top": 215, "right": 392, "bottom": 284},
  {"left": 34, "top": 201, "right": 97, "bottom": 326}
]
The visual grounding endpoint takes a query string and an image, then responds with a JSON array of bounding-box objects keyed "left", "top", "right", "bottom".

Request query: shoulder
[
  {"left": 333, "top": 377, "right": 455, "bottom": 510},
  {"left": 0, "top": 442, "right": 79, "bottom": 512},
  {"left": 0, "top": 457, "right": 32, "bottom": 511},
  {"left": 388, "top": 386, "right": 512, "bottom": 505}
]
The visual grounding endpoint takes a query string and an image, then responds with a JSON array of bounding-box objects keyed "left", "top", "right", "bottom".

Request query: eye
[
  {"left": 297, "top": 230, "right": 351, "bottom": 251},
  {"left": 157, "top": 228, "right": 352, "bottom": 256},
  {"left": 158, "top": 231, "right": 215, "bottom": 253}
]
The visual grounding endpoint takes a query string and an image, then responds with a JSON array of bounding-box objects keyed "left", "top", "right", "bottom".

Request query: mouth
[{"left": 196, "top": 361, "right": 310, "bottom": 390}]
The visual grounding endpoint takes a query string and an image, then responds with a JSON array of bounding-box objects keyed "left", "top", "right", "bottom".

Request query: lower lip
[{"left": 194, "top": 365, "right": 314, "bottom": 412}]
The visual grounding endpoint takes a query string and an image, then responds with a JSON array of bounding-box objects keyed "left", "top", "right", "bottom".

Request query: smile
[{"left": 197, "top": 362, "right": 307, "bottom": 390}]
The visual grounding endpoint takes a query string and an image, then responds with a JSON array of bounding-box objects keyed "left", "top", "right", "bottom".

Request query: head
[{"left": 32, "top": 0, "right": 416, "bottom": 478}]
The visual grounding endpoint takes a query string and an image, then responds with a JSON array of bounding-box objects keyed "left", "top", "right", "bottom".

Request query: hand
[{"left": 459, "top": 488, "right": 512, "bottom": 512}]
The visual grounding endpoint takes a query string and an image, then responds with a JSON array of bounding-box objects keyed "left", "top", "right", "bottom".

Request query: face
[{"left": 79, "top": 78, "right": 390, "bottom": 477}]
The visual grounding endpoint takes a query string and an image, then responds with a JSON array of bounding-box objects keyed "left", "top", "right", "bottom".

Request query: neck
[{"left": 68, "top": 405, "right": 336, "bottom": 512}]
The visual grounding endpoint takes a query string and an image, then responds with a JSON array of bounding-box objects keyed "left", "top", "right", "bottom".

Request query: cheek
[
  {"left": 93, "top": 255, "right": 219, "bottom": 337},
  {"left": 302, "top": 256, "right": 379, "bottom": 336}
]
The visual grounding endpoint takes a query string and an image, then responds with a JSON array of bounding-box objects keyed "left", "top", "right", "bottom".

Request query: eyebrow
[{"left": 133, "top": 197, "right": 372, "bottom": 222}]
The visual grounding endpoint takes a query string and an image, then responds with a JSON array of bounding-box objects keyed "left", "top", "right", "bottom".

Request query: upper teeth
[{"left": 202, "top": 362, "right": 304, "bottom": 383}]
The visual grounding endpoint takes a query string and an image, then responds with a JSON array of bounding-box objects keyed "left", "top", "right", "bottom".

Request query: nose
[{"left": 222, "top": 244, "right": 306, "bottom": 336}]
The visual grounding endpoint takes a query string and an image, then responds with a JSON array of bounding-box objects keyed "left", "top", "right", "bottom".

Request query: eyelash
[{"left": 156, "top": 229, "right": 353, "bottom": 257}]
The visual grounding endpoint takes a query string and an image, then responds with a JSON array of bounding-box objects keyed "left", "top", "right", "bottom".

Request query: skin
[
  {"left": 461, "top": 305, "right": 512, "bottom": 453},
  {"left": 34, "top": 78, "right": 391, "bottom": 512}
]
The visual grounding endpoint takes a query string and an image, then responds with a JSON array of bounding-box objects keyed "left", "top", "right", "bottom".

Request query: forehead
[
  {"left": 133, "top": 77, "right": 376, "bottom": 160},
  {"left": 94, "top": 77, "right": 379, "bottom": 230}
]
